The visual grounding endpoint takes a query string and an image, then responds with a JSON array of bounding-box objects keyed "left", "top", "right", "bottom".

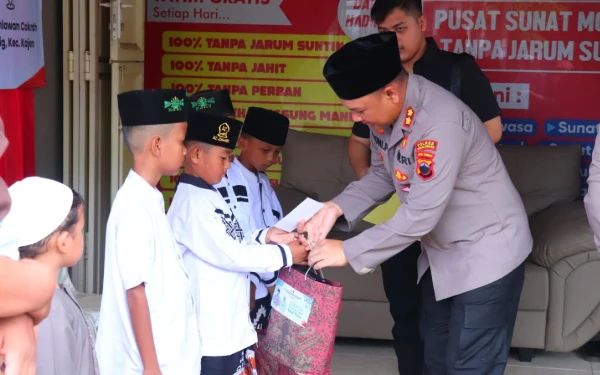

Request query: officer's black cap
[
  {"left": 242, "top": 107, "right": 290, "bottom": 147},
  {"left": 118, "top": 89, "right": 189, "bottom": 126},
  {"left": 323, "top": 32, "right": 402, "bottom": 100},
  {"left": 189, "top": 89, "right": 235, "bottom": 117},
  {"left": 186, "top": 111, "right": 242, "bottom": 150}
]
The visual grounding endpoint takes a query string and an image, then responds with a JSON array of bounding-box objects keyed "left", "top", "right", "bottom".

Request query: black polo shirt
[{"left": 352, "top": 37, "right": 501, "bottom": 138}]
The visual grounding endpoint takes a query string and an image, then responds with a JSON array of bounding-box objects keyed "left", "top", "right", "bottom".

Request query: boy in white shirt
[
  {"left": 96, "top": 89, "right": 201, "bottom": 375},
  {"left": 213, "top": 106, "right": 289, "bottom": 332},
  {"left": 167, "top": 110, "right": 307, "bottom": 375}
]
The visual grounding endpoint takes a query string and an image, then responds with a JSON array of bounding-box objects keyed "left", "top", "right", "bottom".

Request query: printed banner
[
  {"left": 145, "top": 0, "right": 377, "bottom": 207},
  {"left": 0, "top": 0, "right": 45, "bottom": 88},
  {"left": 424, "top": 0, "right": 600, "bottom": 195},
  {"left": 146, "top": 0, "right": 600, "bottom": 207}
]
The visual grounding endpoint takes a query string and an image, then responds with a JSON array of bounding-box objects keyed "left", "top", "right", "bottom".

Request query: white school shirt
[
  {"left": 214, "top": 158, "right": 284, "bottom": 299},
  {"left": 167, "top": 173, "right": 292, "bottom": 357},
  {"left": 96, "top": 171, "right": 201, "bottom": 375}
]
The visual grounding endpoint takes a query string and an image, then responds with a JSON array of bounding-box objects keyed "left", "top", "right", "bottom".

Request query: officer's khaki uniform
[{"left": 332, "top": 74, "right": 533, "bottom": 374}]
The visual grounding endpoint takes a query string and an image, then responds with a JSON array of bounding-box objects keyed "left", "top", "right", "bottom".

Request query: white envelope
[{"left": 274, "top": 198, "right": 324, "bottom": 232}]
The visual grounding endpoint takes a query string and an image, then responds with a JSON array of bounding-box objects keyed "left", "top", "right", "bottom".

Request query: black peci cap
[
  {"left": 242, "top": 107, "right": 290, "bottom": 147},
  {"left": 186, "top": 111, "right": 243, "bottom": 150},
  {"left": 117, "top": 89, "right": 189, "bottom": 126},
  {"left": 323, "top": 32, "right": 402, "bottom": 100}
]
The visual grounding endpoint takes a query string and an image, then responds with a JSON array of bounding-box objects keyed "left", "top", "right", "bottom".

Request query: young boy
[
  {"left": 167, "top": 109, "right": 307, "bottom": 375},
  {"left": 189, "top": 89, "right": 235, "bottom": 117},
  {"left": 213, "top": 106, "right": 289, "bottom": 332},
  {"left": 95, "top": 89, "right": 201, "bottom": 375}
]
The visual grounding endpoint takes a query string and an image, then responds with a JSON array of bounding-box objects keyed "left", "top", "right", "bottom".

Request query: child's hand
[
  {"left": 0, "top": 314, "right": 37, "bottom": 375},
  {"left": 288, "top": 242, "right": 309, "bottom": 265},
  {"left": 266, "top": 227, "right": 298, "bottom": 245}
]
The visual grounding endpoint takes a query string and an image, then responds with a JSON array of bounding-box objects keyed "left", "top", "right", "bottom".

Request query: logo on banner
[
  {"left": 536, "top": 140, "right": 595, "bottom": 159},
  {"left": 544, "top": 119, "right": 599, "bottom": 138},
  {"left": 501, "top": 119, "right": 538, "bottom": 137},
  {"left": 6, "top": 0, "right": 14, "bottom": 10},
  {"left": 491, "top": 83, "right": 530, "bottom": 110}
]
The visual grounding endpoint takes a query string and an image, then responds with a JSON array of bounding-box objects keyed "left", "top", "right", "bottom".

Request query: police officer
[
  {"left": 304, "top": 32, "right": 532, "bottom": 375},
  {"left": 345, "top": 1, "right": 503, "bottom": 373}
]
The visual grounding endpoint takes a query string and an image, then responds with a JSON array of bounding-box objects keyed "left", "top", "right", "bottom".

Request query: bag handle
[{"left": 290, "top": 265, "right": 327, "bottom": 283}]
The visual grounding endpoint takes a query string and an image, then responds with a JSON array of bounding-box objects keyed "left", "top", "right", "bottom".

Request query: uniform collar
[
  {"left": 178, "top": 173, "right": 216, "bottom": 191},
  {"left": 389, "top": 74, "right": 421, "bottom": 147},
  {"left": 126, "top": 170, "right": 165, "bottom": 207}
]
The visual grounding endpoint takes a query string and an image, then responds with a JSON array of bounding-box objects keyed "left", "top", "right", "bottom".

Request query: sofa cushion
[
  {"left": 497, "top": 145, "right": 581, "bottom": 217},
  {"left": 529, "top": 201, "right": 595, "bottom": 268},
  {"left": 280, "top": 130, "right": 356, "bottom": 202}
]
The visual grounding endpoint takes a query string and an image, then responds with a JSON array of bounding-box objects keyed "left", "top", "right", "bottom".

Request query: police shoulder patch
[
  {"left": 416, "top": 151, "right": 435, "bottom": 159},
  {"left": 415, "top": 139, "right": 438, "bottom": 151},
  {"left": 416, "top": 158, "right": 434, "bottom": 181}
]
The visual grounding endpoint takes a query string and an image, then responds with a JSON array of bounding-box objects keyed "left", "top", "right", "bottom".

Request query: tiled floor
[{"left": 331, "top": 339, "right": 600, "bottom": 374}]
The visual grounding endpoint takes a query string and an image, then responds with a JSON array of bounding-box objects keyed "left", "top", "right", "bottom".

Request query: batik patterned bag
[{"left": 256, "top": 266, "right": 342, "bottom": 375}]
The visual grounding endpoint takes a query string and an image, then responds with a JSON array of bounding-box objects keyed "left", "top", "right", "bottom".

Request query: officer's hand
[
  {"left": 0, "top": 314, "right": 37, "bottom": 375},
  {"left": 266, "top": 227, "right": 298, "bottom": 245},
  {"left": 304, "top": 202, "right": 343, "bottom": 245},
  {"left": 308, "top": 240, "right": 348, "bottom": 270}
]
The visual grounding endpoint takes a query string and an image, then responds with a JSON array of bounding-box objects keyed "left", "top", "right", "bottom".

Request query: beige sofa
[{"left": 275, "top": 130, "right": 598, "bottom": 362}]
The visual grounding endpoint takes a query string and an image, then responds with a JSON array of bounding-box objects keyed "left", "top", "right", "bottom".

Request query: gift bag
[{"left": 256, "top": 266, "right": 342, "bottom": 375}]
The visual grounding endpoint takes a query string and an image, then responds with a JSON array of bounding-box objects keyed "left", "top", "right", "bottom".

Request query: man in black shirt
[{"left": 345, "top": 1, "right": 503, "bottom": 374}]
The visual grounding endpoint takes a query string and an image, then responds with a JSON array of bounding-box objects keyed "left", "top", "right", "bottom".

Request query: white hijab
[{"left": 0, "top": 177, "right": 73, "bottom": 260}]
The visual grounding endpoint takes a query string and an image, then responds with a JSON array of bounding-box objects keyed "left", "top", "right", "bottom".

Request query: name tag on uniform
[{"left": 271, "top": 278, "right": 313, "bottom": 327}]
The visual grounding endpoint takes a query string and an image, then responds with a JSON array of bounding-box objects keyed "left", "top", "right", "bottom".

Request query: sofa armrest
[{"left": 529, "top": 201, "right": 595, "bottom": 268}]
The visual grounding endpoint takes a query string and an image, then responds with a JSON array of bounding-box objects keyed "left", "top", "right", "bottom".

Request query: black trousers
[
  {"left": 420, "top": 262, "right": 525, "bottom": 375},
  {"left": 380, "top": 241, "right": 423, "bottom": 375}
]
